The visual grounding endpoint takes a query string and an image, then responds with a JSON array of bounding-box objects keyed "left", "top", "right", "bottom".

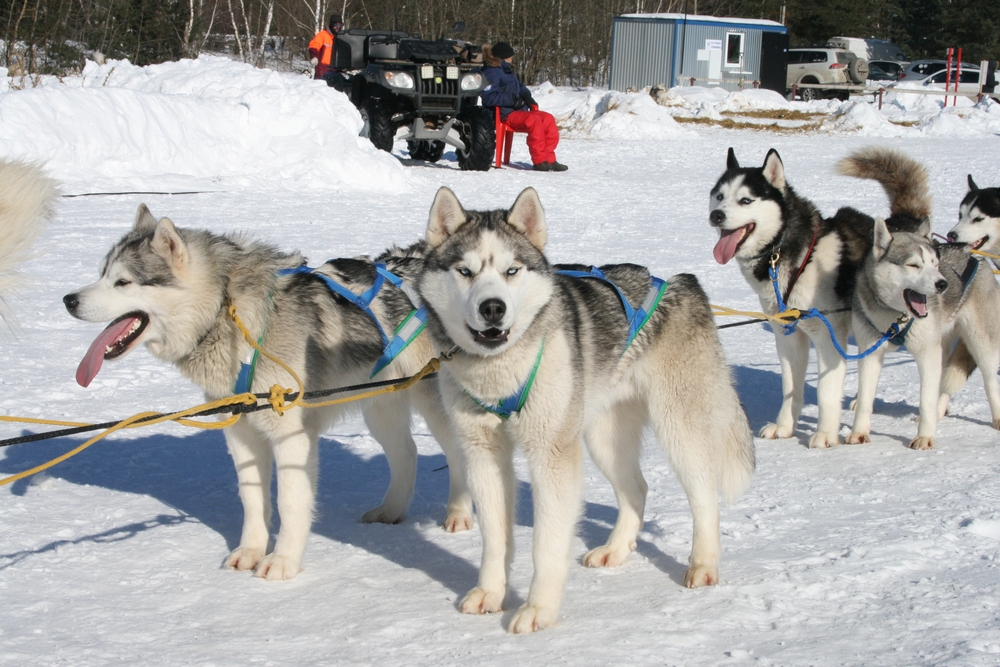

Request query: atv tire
[
  {"left": 361, "top": 98, "right": 395, "bottom": 153},
  {"left": 456, "top": 107, "right": 494, "bottom": 172},
  {"left": 407, "top": 140, "right": 446, "bottom": 162}
]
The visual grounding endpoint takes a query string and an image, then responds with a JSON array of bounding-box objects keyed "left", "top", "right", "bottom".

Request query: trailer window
[{"left": 725, "top": 33, "right": 744, "bottom": 67}]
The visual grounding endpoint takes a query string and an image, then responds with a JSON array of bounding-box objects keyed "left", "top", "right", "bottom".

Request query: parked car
[
  {"left": 897, "top": 60, "right": 948, "bottom": 83},
  {"left": 865, "top": 62, "right": 896, "bottom": 84},
  {"left": 786, "top": 48, "right": 869, "bottom": 101},
  {"left": 868, "top": 60, "right": 906, "bottom": 80},
  {"left": 920, "top": 66, "right": 995, "bottom": 94}
]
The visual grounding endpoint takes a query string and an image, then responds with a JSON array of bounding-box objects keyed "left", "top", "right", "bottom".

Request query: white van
[{"left": 826, "top": 37, "right": 907, "bottom": 63}]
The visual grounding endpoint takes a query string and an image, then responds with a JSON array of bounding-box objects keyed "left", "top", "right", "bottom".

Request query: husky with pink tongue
[
  {"left": 709, "top": 147, "right": 931, "bottom": 449},
  {"left": 848, "top": 217, "right": 1000, "bottom": 450},
  {"left": 63, "top": 204, "right": 473, "bottom": 581}
]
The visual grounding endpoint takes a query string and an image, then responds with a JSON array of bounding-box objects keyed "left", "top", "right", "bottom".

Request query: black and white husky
[
  {"left": 848, "top": 217, "right": 1000, "bottom": 448},
  {"left": 417, "top": 186, "right": 754, "bottom": 633},
  {"left": 709, "top": 147, "right": 931, "bottom": 448},
  {"left": 947, "top": 175, "right": 1000, "bottom": 260},
  {"left": 64, "top": 205, "right": 471, "bottom": 580}
]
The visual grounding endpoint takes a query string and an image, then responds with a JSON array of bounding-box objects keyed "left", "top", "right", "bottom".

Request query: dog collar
[
  {"left": 466, "top": 339, "right": 544, "bottom": 419},
  {"left": 555, "top": 266, "right": 667, "bottom": 351},
  {"left": 270, "top": 262, "right": 427, "bottom": 381}
]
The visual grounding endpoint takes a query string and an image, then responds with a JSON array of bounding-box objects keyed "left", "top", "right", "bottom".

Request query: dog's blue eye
[
  {"left": 458, "top": 267, "right": 472, "bottom": 277},
  {"left": 715, "top": 194, "right": 723, "bottom": 201},
  {"left": 506, "top": 267, "right": 519, "bottom": 276},
  {"left": 114, "top": 279, "right": 131, "bottom": 287},
  {"left": 739, "top": 197, "right": 753, "bottom": 205}
]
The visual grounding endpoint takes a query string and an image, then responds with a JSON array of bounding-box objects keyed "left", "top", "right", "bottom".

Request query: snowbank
[
  {"left": 0, "top": 56, "right": 410, "bottom": 194},
  {"left": 534, "top": 83, "right": 696, "bottom": 139}
]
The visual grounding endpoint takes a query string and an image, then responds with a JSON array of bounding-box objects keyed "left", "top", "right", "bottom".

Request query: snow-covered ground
[{"left": 2, "top": 58, "right": 999, "bottom": 666}]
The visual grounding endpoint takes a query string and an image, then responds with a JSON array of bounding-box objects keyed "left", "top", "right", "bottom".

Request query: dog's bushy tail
[
  {"left": 837, "top": 147, "right": 932, "bottom": 222},
  {"left": 0, "top": 160, "right": 59, "bottom": 323}
]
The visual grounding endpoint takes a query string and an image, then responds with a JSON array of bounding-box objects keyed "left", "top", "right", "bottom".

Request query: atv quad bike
[{"left": 333, "top": 23, "right": 494, "bottom": 171}]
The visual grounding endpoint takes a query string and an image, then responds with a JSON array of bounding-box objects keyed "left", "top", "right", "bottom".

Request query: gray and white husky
[
  {"left": 0, "top": 159, "right": 58, "bottom": 323},
  {"left": 64, "top": 205, "right": 471, "bottom": 580},
  {"left": 847, "top": 217, "right": 1000, "bottom": 449},
  {"left": 417, "top": 186, "right": 754, "bottom": 633},
  {"left": 709, "top": 147, "right": 931, "bottom": 448}
]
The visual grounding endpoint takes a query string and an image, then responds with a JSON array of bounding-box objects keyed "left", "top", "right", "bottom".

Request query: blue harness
[
  {"left": 233, "top": 262, "right": 428, "bottom": 393},
  {"left": 555, "top": 267, "right": 669, "bottom": 351},
  {"left": 771, "top": 255, "right": 980, "bottom": 359},
  {"left": 465, "top": 267, "right": 667, "bottom": 419}
]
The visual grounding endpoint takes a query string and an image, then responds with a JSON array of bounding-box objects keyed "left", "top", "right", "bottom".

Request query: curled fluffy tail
[
  {"left": 0, "top": 160, "right": 59, "bottom": 322},
  {"left": 836, "top": 147, "right": 932, "bottom": 221}
]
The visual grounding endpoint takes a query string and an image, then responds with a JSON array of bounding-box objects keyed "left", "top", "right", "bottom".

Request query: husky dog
[
  {"left": 947, "top": 175, "right": 1000, "bottom": 259},
  {"left": 417, "top": 187, "right": 754, "bottom": 633},
  {"left": 846, "top": 217, "right": 1000, "bottom": 449},
  {"left": 0, "top": 159, "right": 58, "bottom": 323},
  {"left": 709, "top": 147, "right": 930, "bottom": 448},
  {"left": 64, "top": 205, "right": 471, "bottom": 580}
]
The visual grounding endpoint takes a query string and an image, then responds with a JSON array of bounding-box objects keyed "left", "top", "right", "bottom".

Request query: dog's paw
[
  {"left": 508, "top": 603, "right": 558, "bottom": 634},
  {"left": 225, "top": 546, "right": 265, "bottom": 571},
  {"left": 808, "top": 431, "right": 839, "bottom": 449},
  {"left": 360, "top": 505, "right": 406, "bottom": 525},
  {"left": 583, "top": 541, "right": 635, "bottom": 568},
  {"left": 909, "top": 436, "right": 935, "bottom": 450},
  {"left": 459, "top": 587, "right": 504, "bottom": 615},
  {"left": 253, "top": 553, "right": 301, "bottom": 581},
  {"left": 845, "top": 431, "right": 871, "bottom": 445},
  {"left": 443, "top": 508, "right": 473, "bottom": 533},
  {"left": 684, "top": 563, "right": 718, "bottom": 588},
  {"left": 758, "top": 423, "right": 793, "bottom": 439},
  {"left": 993, "top": 418, "right": 1000, "bottom": 431}
]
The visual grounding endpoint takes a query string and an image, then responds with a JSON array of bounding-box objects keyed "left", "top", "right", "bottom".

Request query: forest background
[{"left": 3, "top": 0, "right": 998, "bottom": 86}]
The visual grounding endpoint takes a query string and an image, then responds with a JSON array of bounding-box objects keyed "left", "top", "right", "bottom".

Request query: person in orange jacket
[{"left": 309, "top": 15, "right": 344, "bottom": 83}]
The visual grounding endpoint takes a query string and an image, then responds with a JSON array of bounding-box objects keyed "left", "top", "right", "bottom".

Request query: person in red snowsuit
[
  {"left": 309, "top": 15, "right": 343, "bottom": 82},
  {"left": 481, "top": 42, "right": 567, "bottom": 172}
]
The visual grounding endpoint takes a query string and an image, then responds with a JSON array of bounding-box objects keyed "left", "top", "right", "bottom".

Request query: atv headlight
[
  {"left": 460, "top": 72, "right": 483, "bottom": 91},
  {"left": 384, "top": 71, "right": 414, "bottom": 90}
]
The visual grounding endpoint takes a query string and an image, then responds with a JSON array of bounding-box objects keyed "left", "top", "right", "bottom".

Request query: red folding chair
[{"left": 494, "top": 106, "right": 515, "bottom": 168}]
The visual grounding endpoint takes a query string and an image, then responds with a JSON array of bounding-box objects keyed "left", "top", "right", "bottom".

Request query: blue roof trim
[{"left": 614, "top": 16, "right": 787, "bottom": 34}]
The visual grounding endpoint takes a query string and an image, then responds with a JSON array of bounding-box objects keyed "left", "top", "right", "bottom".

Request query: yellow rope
[
  {"left": 0, "top": 304, "right": 445, "bottom": 486},
  {"left": 711, "top": 304, "right": 803, "bottom": 324},
  {"left": 968, "top": 249, "right": 1000, "bottom": 274},
  {"left": 0, "top": 393, "right": 257, "bottom": 488}
]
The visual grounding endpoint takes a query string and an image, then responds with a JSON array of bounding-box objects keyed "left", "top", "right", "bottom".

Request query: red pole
[
  {"left": 946, "top": 48, "right": 953, "bottom": 107},
  {"left": 955, "top": 48, "right": 963, "bottom": 107}
]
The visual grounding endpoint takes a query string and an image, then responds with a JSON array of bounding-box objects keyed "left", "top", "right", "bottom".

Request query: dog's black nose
[
  {"left": 946, "top": 231, "right": 957, "bottom": 242},
  {"left": 479, "top": 298, "right": 506, "bottom": 325},
  {"left": 63, "top": 293, "right": 79, "bottom": 312},
  {"left": 935, "top": 279, "right": 948, "bottom": 293},
  {"left": 709, "top": 209, "right": 726, "bottom": 226}
]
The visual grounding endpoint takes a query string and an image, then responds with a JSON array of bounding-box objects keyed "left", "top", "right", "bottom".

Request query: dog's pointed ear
[
  {"left": 150, "top": 217, "right": 189, "bottom": 269},
  {"left": 727, "top": 147, "right": 740, "bottom": 170},
  {"left": 426, "top": 187, "right": 467, "bottom": 248},
  {"left": 916, "top": 216, "right": 932, "bottom": 238},
  {"left": 873, "top": 217, "right": 892, "bottom": 260},
  {"left": 506, "top": 187, "right": 547, "bottom": 250},
  {"left": 762, "top": 149, "right": 785, "bottom": 190},
  {"left": 134, "top": 204, "right": 157, "bottom": 232},
  {"left": 968, "top": 174, "right": 979, "bottom": 191}
]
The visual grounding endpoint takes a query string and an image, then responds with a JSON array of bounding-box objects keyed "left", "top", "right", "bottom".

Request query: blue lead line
[{"left": 768, "top": 264, "right": 901, "bottom": 361}]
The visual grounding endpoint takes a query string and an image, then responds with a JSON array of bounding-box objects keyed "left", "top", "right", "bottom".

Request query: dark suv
[{"left": 333, "top": 25, "right": 494, "bottom": 170}]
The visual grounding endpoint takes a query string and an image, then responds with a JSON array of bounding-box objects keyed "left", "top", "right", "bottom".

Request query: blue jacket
[{"left": 481, "top": 61, "right": 531, "bottom": 121}]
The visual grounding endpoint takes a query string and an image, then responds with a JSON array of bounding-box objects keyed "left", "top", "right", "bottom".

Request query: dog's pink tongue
[
  {"left": 909, "top": 293, "right": 927, "bottom": 317},
  {"left": 76, "top": 317, "right": 139, "bottom": 387},
  {"left": 713, "top": 228, "right": 743, "bottom": 265}
]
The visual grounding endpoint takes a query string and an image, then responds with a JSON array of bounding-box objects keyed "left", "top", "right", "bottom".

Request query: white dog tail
[
  {"left": 836, "top": 147, "right": 932, "bottom": 223},
  {"left": 0, "top": 159, "right": 59, "bottom": 323},
  {"left": 718, "top": 389, "right": 756, "bottom": 504}
]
